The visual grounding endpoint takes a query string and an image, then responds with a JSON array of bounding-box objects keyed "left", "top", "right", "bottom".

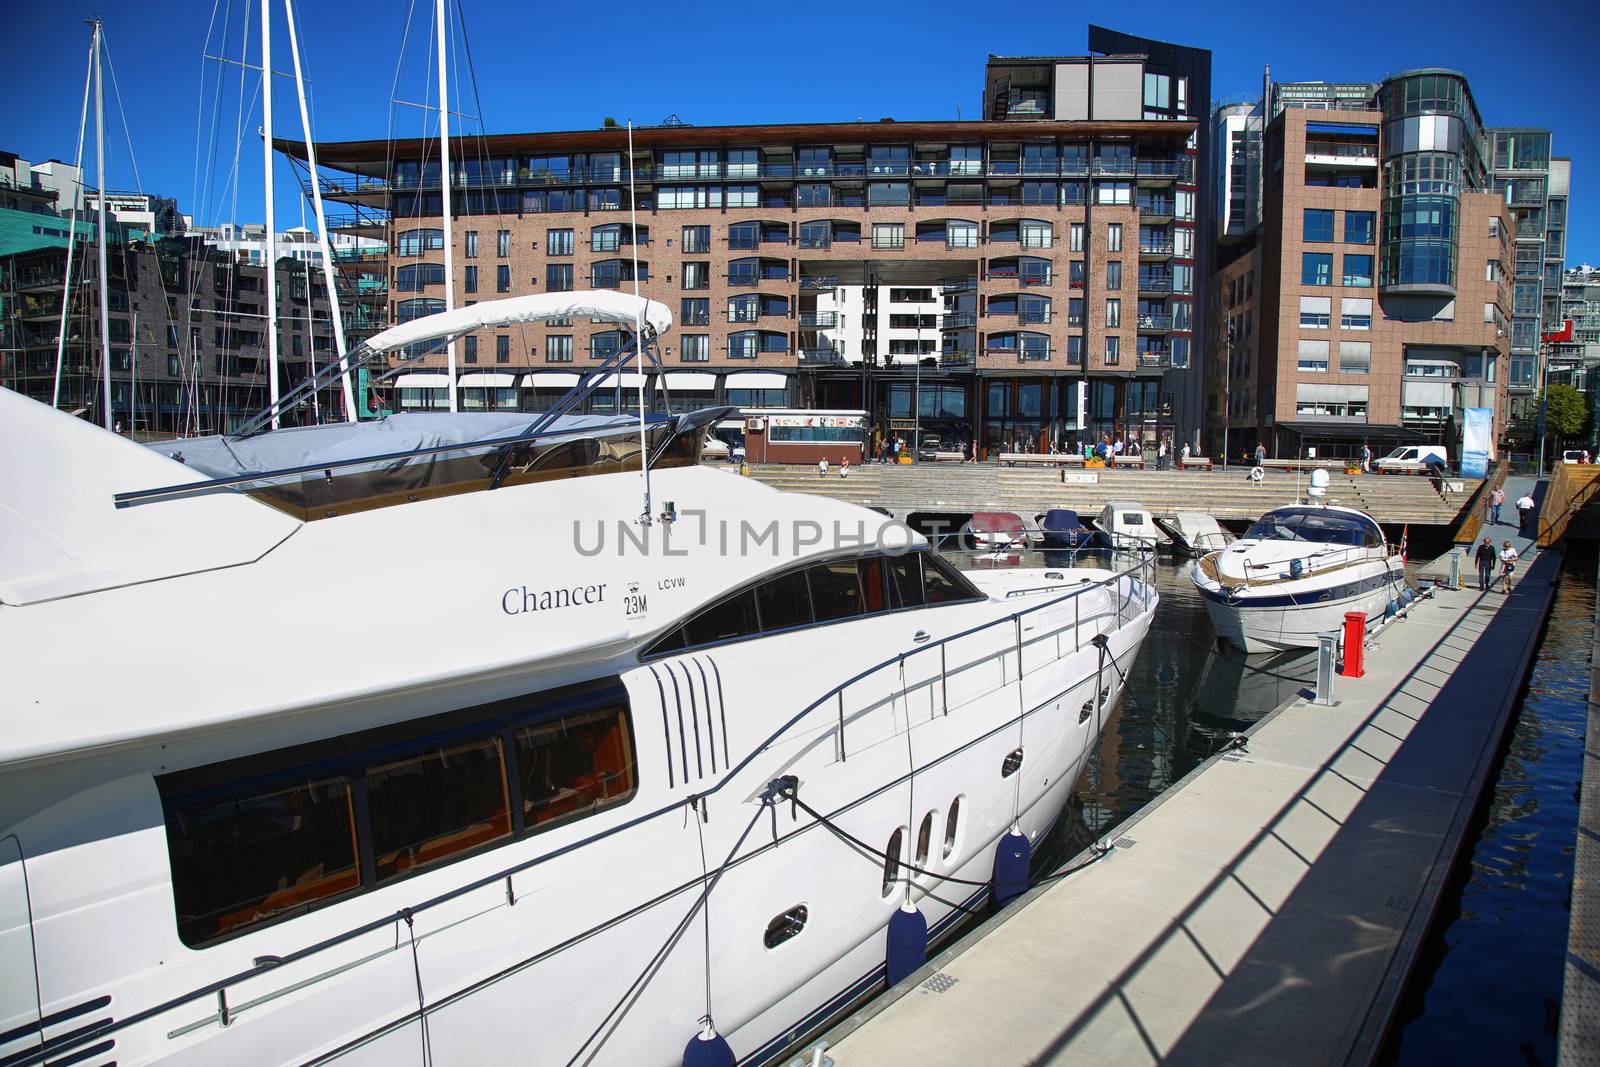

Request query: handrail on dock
[
  {"left": 1537, "top": 463, "right": 1600, "bottom": 547},
  {"left": 1454, "top": 458, "right": 1510, "bottom": 546}
]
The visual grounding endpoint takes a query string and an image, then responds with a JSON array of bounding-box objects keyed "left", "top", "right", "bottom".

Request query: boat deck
[{"left": 823, "top": 521, "right": 1554, "bottom": 1065}]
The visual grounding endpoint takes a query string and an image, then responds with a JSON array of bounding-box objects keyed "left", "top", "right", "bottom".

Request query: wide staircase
[{"left": 734, "top": 461, "right": 1478, "bottom": 527}]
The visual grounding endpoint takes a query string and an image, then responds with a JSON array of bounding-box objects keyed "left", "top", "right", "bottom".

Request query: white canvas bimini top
[{"left": 365, "top": 291, "right": 672, "bottom": 356}]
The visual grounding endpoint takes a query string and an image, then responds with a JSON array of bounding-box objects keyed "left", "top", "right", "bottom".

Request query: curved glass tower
[{"left": 1376, "top": 70, "right": 1486, "bottom": 298}]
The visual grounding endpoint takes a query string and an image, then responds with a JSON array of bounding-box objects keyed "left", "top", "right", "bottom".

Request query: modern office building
[
  {"left": 293, "top": 27, "right": 1212, "bottom": 457},
  {"left": 1206, "top": 70, "right": 1513, "bottom": 460},
  {"left": 1487, "top": 130, "right": 1565, "bottom": 422},
  {"left": 192, "top": 222, "right": 386, "bottom": 268},
  {"left": 1552, "top": 264, "right": 1600, "bottom": 388}
]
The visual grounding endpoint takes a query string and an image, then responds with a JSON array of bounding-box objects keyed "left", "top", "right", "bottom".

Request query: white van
[{"left": 1374, "top": 445, "right": 1448, "bottom": 473}]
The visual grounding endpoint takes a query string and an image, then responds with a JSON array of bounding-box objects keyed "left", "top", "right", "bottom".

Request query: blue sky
[{"left": 6, "top": 0, "right": 1597, "bottom": 265}]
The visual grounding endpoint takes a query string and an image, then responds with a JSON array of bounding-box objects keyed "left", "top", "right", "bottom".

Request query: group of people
[
  {"left": 1486, "top": 485, "right": 1539, "bottom": 536},
  {"left": 1473, "top": 537, "right": 1520, "bottom": 593}
]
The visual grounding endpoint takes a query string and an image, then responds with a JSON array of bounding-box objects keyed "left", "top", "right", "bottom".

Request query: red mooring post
[{"left": 1342, "top": 611, "right": 1366, "bottom": 678}]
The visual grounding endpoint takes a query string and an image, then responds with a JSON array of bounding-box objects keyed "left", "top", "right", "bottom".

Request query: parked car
[
  {"left": 1373, "top": 445, "right": 1449, "bottom": 473},
  {"left": 1563, "top": 449, "right": 1589, "bottom": 464},
  {"left": 915, "top": 434, "right": 943, "bottom": 461}
]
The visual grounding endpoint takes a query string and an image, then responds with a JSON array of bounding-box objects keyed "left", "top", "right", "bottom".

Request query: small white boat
[
  {"left": 1155, "top": 512, "right": 1233, "bottom": 557},
  {"left": 1192, "top": 504, "right": 1405, "bottom": 653},
  {"left": 1095, "top": 501, "right": 1170, "bottom": 551}
]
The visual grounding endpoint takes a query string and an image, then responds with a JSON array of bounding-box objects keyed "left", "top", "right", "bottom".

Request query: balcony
[
  {"left": 940, "top": 351, "right": 976, "bottom": 370},
  {"left": 799, "top": 276, "right": 837, "bottom": 291},
  {"left": 941, "top": 311, "right": 977, "bottom": 329},
  {"left": 1137, "top": 276, "right": 1173, "bottom": 294},
  {"left": 799, "top": 347, "right": 846, "bottom": 367},
  {"left": 941, "top": 279, "right": 977, "bottom": 295},
  {"left": 1137, "top": 314, "right": 1173, "bottom": 332},
  {"left": 1136, "top": 198, "right": 1175, "bottom": 220},
  {"left": 1018, "top": 308, "right": 1051, "bottom": 325},
  {"left": 1303, "top": 141, "right": 1378, "bottom": 167},
  {"left": 1135, "top": 159, "right": 1187, "bottom": 182},
  {"left": 945, "top": 233, "right": 981, "bottom": 250},
  {"left": 1137, "top": 351, "right": 1171, "bottom": 368},
  {"left": 1091, "top": 159, "right": 1136, "bottom": 178},
  {"left": 798, "top": 311, "right": 837, "bottom": 328},
  {"left": 1139, "top": 237, "right": 1175, "bottom": 257}
]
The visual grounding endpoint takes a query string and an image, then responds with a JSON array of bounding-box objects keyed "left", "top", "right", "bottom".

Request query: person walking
[
  {"left": 1158, "top": 438, "right": 1168, "bottom": 470},
  {"left": 1361, "top": 442, "right": 1372, "bottom": 473},
  {"left": 1499, "top": 540, "right": 1520, "bottom": 593},
  {"left": 1179, "top": 442, "right": 1191, "bottom": 469},
  {"left": 1489, "top": 485, "right": 1505, "bottom": 526},
  {"left": 1474, "top": 536, "right": 1496, "bottom": 591},
  {"left": 1516, "top": 491, "right": 1536, "bottom": 536},
  {"left": 1254, "top": 442, "right": 1266, "bottom": 468}
]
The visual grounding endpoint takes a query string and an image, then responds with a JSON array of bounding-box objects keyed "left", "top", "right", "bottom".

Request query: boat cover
[{"left": 365, "top": 292, "right": 672, "bottom": 355}]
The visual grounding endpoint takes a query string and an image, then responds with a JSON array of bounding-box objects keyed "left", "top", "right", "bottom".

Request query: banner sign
[
  {"left": 766, "top": 414, "right": 862, "bottom": 428},
  {"left": 1461, "top": 407, "right": 1492, "bottom": 479}
]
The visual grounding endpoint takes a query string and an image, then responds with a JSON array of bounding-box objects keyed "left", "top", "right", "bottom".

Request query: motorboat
[
  {"left": 1095, "top": 501, "right": 1170, "bottom": 551},
  {"left": 1191, "top": 503, "right": 1406, "bottom": 653},
  {"left": 1154, "top": 512, "right": 1233, "bottom": 557},
  {"left": 0, "top": 292, "right": 1161, "bottom": 1067},
  {"left": 1039, "top": 508, "right": 1106, "bottom": 550},
  {"left": 967, "top": 510, "right": 1028, "bottom": 550}
]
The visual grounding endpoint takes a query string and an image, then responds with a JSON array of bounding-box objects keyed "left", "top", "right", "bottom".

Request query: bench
[
  {"left": 1180, "top": 456, "right": 1214, "bottom": 471},
  {"left": 999, "top": 453, "right": 1085, "bottom": 467},
  {"left": 1260, "top": 458, "right": 1344, "bottom": 472},
  {"left": 1111, "top": 454, "right": 1145, "bottom": 468},
  {"left": 917, "top": 450, "right": 967, "bottom": 463}
]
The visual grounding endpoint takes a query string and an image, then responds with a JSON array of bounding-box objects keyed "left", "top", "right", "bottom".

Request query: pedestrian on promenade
[
  {"left": 1500, "top": 541, "right": 1519, "bottom": 593},
  {"left": 1180, "top": 442, "right": 1191, "bottom": 468},
  {"left": 1516, "top": 492, "right": 1536, "bottom": 536},
  {"left": 1254, "top": 442, "right": 1266, "bottom": 468},
  {"left": 1489, "top": 485, "right": 1505, "bottom": 526},
  {"left": 1474, "top": 537, "right": 1496, "bottom": 591},
  {"left": 1158, "top": 438, "right": 1168, "bottom": 470},
  {"left": 1361, "top": 442, "right": 1372, "bottom": 473}
]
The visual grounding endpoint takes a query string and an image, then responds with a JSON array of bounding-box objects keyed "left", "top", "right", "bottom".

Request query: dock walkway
[
  {"left": 826, "top": 520, "right": 1555, "bottom": 1065},
  {"left": 1562, "top": 578, "right": 1600, "bottom": 1064}
]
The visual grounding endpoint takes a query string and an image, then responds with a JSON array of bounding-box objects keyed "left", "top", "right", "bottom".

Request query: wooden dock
[{"left": 822, "top": 524, "right": 1556, "bottom": 1065}]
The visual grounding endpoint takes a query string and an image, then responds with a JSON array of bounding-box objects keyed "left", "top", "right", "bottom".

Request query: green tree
[
  {"left": 602, "top": 116, "right": 619, "bottom": 129},
  {"left": 1541, "top": 383, "right": 1587, "bottom": 442}
]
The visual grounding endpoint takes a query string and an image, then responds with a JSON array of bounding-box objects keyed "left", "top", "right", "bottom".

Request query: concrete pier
[{"left": 824, "top": 511, "right": 1555, "bottom": 1065}]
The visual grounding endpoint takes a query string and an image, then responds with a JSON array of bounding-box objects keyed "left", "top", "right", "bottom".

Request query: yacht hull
[{"left": 1199, "top": 562, "right": 1403, "bottom": 653}]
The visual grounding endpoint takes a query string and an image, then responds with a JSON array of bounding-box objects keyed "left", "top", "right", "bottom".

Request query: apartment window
[
  {"left": 681, "top": 335, "right": 709, "bottom": 362},
  {"left": 464, "top": 265, "right": 478, "bottom": 294},
  {"left": 683, "top": 262, "right": 710, "bottom": 290},
  {"left": 1341, "top": 298, "right": 1372, "bottom": 330},
  {"left": 1344, "top": 211, "right": 1375, "bottom": 244},
  {"left": 796, "top": 184, "right": 831, "bottom": 208},
  {"left": 1106, "top": 298, "right": 1121, "bottom": 328},
  {"left": 872, "top": 223, "right": 905, "bottom": 250},
  {"left": 464, "top": 231, "right": 478, "bottom": 258},
  {"left": 1300, "top": 296, "right": 1331, "bottom": 328},
  {"left": 681, "top": 298, "right": 709, "bottom": 326},
  {"left": 1297, "top": 339, "right": 1329, "bottom": 373},
  {"left": 591, "top": 331, "right": 625, "bottom": 360},
  {"left": 868, "top": 183, "right": 910, "bottom": 207},
  {"left": 1106, "top": 261, "right": 1122, "bottom": 291},
  {"left": 1303, "top": 209, "right": 1334, "bottom": 243},
  {"left": 546, "top": 335, "right": 572, "bottom": 362},
  {"left": 1097, "top": 182, "right": 1132, "bottom": 205},
  {"left": 396, "top": 263, "right": 446, "bottom": 291},
  {"left": 681, "top": 225, "right": 710, "bottom": 253},
  {"left": 546, "top": 229, "right": 573, "bottom": 256},
  {"left": 496, "top": 230, "right": 510, "bottom": 257},
  {"left": 1069, "top": 222, "right": 1084, "bottom": 252},
  {"left": 1302, "top": 253, "right": 1333, "bottom": 286},
  {"left": 1104, "top": 336, "right": 1120, "bottom": 365},
  {"left": 546, "top": 264, "right": 573, "bottom": 292},
  {"left": 1066, "top": 335, "right": 1084, "bottom": 365},
  {"left": 496, "top": 265, "right": 512, "bottom": 293},
  {"left": 397, "top": 229, "right": 445, "bottom": 257},
  {"left": 463, "top": 336, "right": 478, "bottom": 364},
  {"left": 1338, "top": 340, "right": 1370, "bottom": 374},
  {"left": 1107, "top": 223, "right": 1122, "bottom": 252},
  {"left": 726, "top": 185, "right": 757, "bottom": 208},
  {"left": 1019, "top": 220, "right": 1052, "bottom": 249},
  {"left": 1486, "top": 260, "right": 1500, "bottom": 282},
  {"left": 1342, "top": 254, "right": 1373, "bottom": 288}
]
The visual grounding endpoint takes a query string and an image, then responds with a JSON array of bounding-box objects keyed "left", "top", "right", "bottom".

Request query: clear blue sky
[{"left": 6, "top": 0, "right": 1597, "bottom": 264}]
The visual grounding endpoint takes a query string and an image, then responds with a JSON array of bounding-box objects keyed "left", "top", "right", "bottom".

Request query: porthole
[
  {"left": 764, "top": 904, "right": 808, "bottom": 949},
  {"left": 915, "top": 811, "right": 935, "bottom": 870},
  {"left": 1001, "top": 748, "right": 1024, "bottom": 778},
  {"left": 1079, "top": 699, "right": 1093, "bottom": 724},
  {"left": 943, "top": 796, "right": 963, "bottom": 861},
  {"left": 882, "top": 827, "right": 905, "bottom": 898}
]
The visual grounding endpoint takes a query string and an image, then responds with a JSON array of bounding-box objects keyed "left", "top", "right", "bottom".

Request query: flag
[{"left": 1399, "top": 525, "right": 1408, "bottom": 563}]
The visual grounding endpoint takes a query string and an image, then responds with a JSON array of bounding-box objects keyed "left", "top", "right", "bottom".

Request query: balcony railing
[
  {"left": 1135, "top": 159, "right": 1189, "bottom": 179},
  {"left": 1137, "top": 314, "right": 1173, "bottom": 331},
  {"left": 1020, "top": 233, "right": 1053, "bottom": 249},
  {"left": 1137, "top": 352, "right": 1171, "bottom": 368},
  {"left": 941, "top": 279, "right": 977, "bottom": 295},
  {"left": 946, "top": 234, "right": 981, "bottom": 249},
  {"left": 1091, "top": 159, "right": 1136, "bottom": 177},
  {"left": 798, "top": 312, "right": 837, "bottom": 328},
  {"left": 799, "top": 348, "right": 846, "bottom": 366},
  {"left": 1138, "top": 276, "right": 1174, "bottom": 293},
  {"left": 872, "top": 236, "right": 906, "bottom": 251},
  {"left": 1137, "top": 199, "right": 1175, "bottom": 217},
  {"left": 800, "top": 276, "right": 837, "bottom": 291},
  {"left": 1304, "top": 141, "right": 1378, "bottom": 161},
  {"left": 727, "top": 309, "right": 761, "bottom": 323},
  {"left": 1018, "top": 309, "right": 1051, "bottom": 324},
  {"left": 940, "top": 351, "right": 976, "bottom": 370},
  {"left": 1139, "top": 238, "right": 1175, "bottom": 255},
  {"left": 941, "top": 312, "right": 977, "bottom": 329}
]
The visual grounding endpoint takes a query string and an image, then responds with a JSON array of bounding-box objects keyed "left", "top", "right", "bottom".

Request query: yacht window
[
  {"left": 1244, "top": 508, "right": 1378, "bottom": 547},
  {"left": 886, "top": 555, "right": 925, "bottom": 609},
  {"left": 366, "top": 735, "right": 511, "bottom": 884},
  {"left": 809, "top": 561, "right": 865, "bottom": 621},
  {"left": 858, "top": 558, "right": 888, "bottom": 613},
  {"left": 515, "top": 705, "right": 637, "bottom": 831},
  {"left": 756, "top": 569, "right": 813, "bottom": 632},
  {"left": 943, "top": 796, "right": 962, "bottom": 859},
  {"left": 882, "top": 828, "right": 905, "bottom": 897},
  {"left": 162, "top": 762, "right": 361, "bottom": 946},
  {"left": 683, "top": 589, "right": 760, "bottom": 646},
  {"left": 915, "top": 811, "right": 935, "bottom": 868},
  {"left": 923, "top": 553, "right": 982, "bottom": 604}
]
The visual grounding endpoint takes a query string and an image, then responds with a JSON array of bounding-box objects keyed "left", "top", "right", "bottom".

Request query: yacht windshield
[{"left": 1244, "top": 509, "right": 1380, "bottom": 547}]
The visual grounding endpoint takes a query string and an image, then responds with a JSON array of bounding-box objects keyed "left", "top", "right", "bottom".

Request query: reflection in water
[
  {"left": 1383, "top": 551, "right": 1595, "bottom": 1067},
  {"left": 939, "top": 547, "right": 1316, "bottom": 869}
]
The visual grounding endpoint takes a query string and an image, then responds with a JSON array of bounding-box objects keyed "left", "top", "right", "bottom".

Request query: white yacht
[
  {"left": 1191, "top": 504, "right": 1405, "bottom": 653},
  {"left": 0, "top": 293, "right": 1158, "bottom": 1067}
]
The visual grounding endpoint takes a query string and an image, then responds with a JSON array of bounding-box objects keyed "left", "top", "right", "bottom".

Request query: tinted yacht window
[
  {"left": 923, "top": 553, "right": 982, "bottom": 604},
  {"left": 886, "top": 555, "right": 925, "bottom": 609},
  {"left": 366, "top": 735, "right": 511, "bottom": 884},
  {"left": 757, "top": 569, "right": 813, "bottom": 632},
  {"left": 809, "top": 562, "right": 865, "bottom": 621},
  {"left": 684, "top": 588, "right": 760, "bottom": 645}
]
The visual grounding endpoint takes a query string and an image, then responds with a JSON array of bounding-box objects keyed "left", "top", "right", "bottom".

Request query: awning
[
  {"left": 458, "top": 372, "right": 517, "bottom": 387},
  {"left": 1295, "top": 383, "right": 1369, "bottom": 403},
  {"left": 393, "top": 373, "right": 450, "bottom": 389},
  {"left": 717, "top": 419, "right": 745, "bottom": 430},
  {"left": 725, "top": 371, "right": 788, "bottom": 390},
  {"left": 590, "top": 371, "right": 649, "bottom": 390},
  {"left": 1276, "top": 421, "right": 1426, "bottom": 442},
  {"left": 525, "top": 372, "right": 580, "bottom": 390},
  {"left": 664, "top": 372, "right": 717, "bottom": 391}
]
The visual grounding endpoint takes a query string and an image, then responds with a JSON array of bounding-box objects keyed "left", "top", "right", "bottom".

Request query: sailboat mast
[
  {"left": 53, "top": 29, "right": 93, "bottom": 411},
  {"left": 436, "top": 0, "right": 458, "bottom": 414},
  {"left": 283, "top": 0, "right": 356, "bottom": 422},
  {"left": 261, "top": 0, "right": 281, "bottom": 429},
  {"left": 92, "top": 20, "right": 113, "bottom": 432}
]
